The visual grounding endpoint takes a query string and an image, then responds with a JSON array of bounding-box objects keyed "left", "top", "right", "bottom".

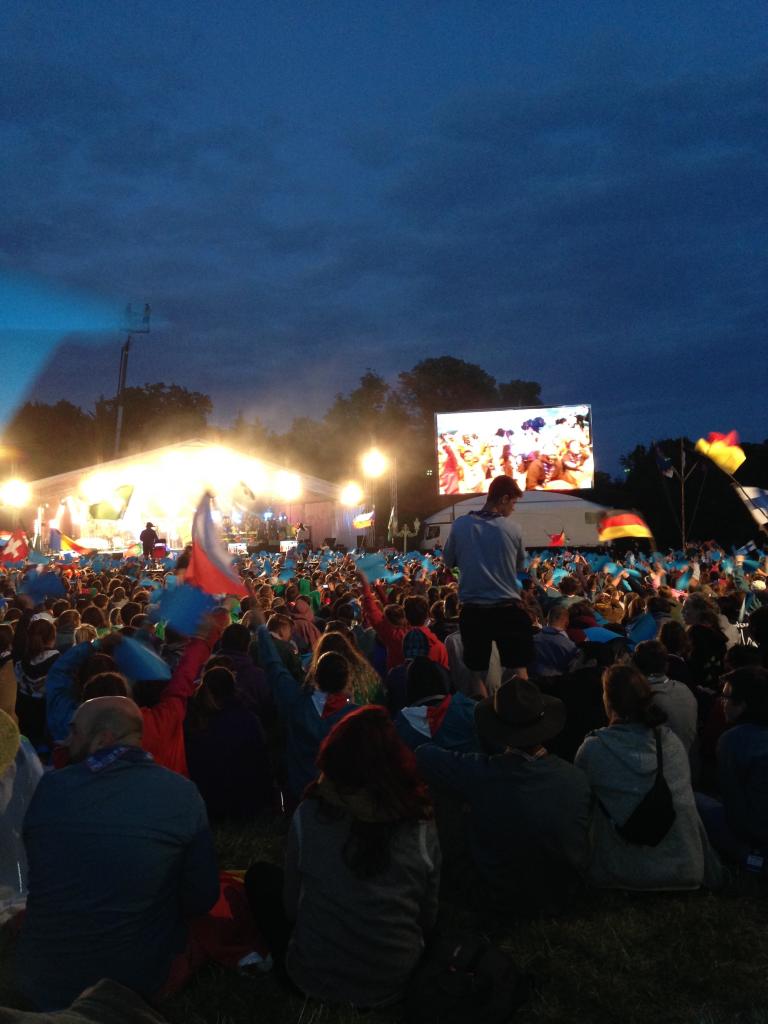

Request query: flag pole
[
  {"left": 653, "top": 441, "right": 682, "bottom": 537},
  {"left": 677, "top": 439, "right": 697, "bottom": 550},
  {"left": 731, "top": 478, "right": 768, "bottom": 535}
]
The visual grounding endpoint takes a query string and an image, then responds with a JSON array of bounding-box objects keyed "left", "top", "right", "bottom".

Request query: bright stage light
[
  {"left": 361, "top": 448, "right": 388, "bottom": 478},
  {"left": 0, "top": 478, "right": 31, "bottom": 508},
  {"left": 340, "top": 481, "right": 364, "bottom": 507},
  {"left": 274, "top": 471, "right": 302, "bottom": 502}
]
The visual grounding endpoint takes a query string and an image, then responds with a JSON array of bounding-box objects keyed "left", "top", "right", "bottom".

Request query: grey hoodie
[
  {"left": 647, "top": 674, "right": 698, "bottom": 753},
  {"left": 575, "top": 724, "right": 721, "bottom": 891}
]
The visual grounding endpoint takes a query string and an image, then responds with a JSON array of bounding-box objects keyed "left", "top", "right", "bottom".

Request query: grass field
[{"left": 2, "top": 816, "right": 768, "bottom": 1024}]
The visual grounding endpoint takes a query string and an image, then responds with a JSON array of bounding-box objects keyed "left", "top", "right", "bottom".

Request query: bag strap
[{"left": 596, "top": 729, "right": 663, "bottom": 826}]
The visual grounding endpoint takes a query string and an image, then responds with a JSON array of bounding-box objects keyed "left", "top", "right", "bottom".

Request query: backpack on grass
[{"left": 405, "top": 930, "right": 531, "bottom": 1024}]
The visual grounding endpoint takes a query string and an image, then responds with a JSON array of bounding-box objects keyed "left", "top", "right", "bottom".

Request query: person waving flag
[{"left": 186, "top": 492, "right": 248, "bottom": 597}]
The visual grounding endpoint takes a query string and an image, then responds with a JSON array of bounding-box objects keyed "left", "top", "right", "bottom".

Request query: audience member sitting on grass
[
  {"left": 45, "top": 617, "right": 225, "bottom": 776},
  {"left": 252, "top": 604, "right": 358, "bottom": 803},
  {"left": 632, "top": 640, "right": 698, "bottom": 754},
  {"left": 416, "top": 678, "right": 591, "bottom": 915},
  {"left": 530, "top": 604, "right": 579, "bottom": 678},
  {"left": 289, "top": 595, "right": 322, "bottom": 655},
  {"left": 395, "top": 657, "right": 479, "bottom": 753},
  {"left": 695, "top": 666, "right": 768, "bottom": 864},
  {"left": 575, "top": 664, "right": 722, "bottom": 892},
  {"left": 245, "top": 705, "right": 440, "bottom": 1007},
  {"left": 16, "top": 696, "right": 220, "bottom": 1011},
  {"left": 246, "top": 611, "right": 304, "bottom": 683},
  {"left": 216, "top": 622, "right": 274, "bottom": 723},
  {"left": 383, "top": 628, "right": 450, "bottom": 715},
  {"left": 305, "top": 628, "right": 382, "bottom": 705},
  {"left": 14, "top": 614, "right": 60, "bottom": 751},
  {"left": 184, "top": 665, "right": 274, "bottom": 822},
  {"left": 0, "top": 709, "right": 43, "bottom": 924}
]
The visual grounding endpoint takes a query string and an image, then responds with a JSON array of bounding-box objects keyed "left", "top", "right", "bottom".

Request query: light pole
[
  {"left": 393, "top": 517, "right": 420, "bottom": 554},
  {"left": 114, "top": 303, "right": 150, "bottom": 457},
  {"left": 361, "top": 448, "right": 388, "bottom": 548}
]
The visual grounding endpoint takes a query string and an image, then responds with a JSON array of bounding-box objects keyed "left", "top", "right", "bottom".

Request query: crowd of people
[{"left": 1, "top": 472, "right": 767, "bottom": 1016}]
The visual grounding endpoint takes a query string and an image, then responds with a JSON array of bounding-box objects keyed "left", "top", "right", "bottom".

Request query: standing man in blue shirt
[{"left": 442, "top": 476, "right": 533, "bottom": 694}]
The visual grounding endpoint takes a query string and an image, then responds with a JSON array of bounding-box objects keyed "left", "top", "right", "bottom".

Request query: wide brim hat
[
  {"left": 475, "top": 678, "right": 566, "bottom": 749},
  {"left": 0, "top": 709, "right": 21, "bottom": 776}
]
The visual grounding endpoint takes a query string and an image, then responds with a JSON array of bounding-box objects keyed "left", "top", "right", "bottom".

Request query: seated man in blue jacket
[
  {"left": 251, "top": 604, "right": 358, "bottom": 803},
  {"left": 395, "top": 656, "right": 479, "bottom": 753},
  {"left": 17, "top": 696, "right": 220, "bottom": 1011}
]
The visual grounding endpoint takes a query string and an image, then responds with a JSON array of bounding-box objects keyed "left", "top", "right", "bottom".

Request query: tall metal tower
[{"left": 114, "top": 303, "right": 151, "bottom": 457}]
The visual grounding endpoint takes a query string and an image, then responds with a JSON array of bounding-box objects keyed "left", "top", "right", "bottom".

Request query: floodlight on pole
[
  {"left": 361, "top": 448, "right": 388, "bottom": 478},
  {"left": 340, "top": 481, "right": 364, "bottom": 507},
  {"left": 0, "top": 478, "right": 31, "bottom": 508}
]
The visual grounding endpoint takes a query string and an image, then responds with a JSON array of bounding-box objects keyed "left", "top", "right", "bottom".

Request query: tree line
[{"left": 4, "top": 356, "right": 766, "bottom": 547}]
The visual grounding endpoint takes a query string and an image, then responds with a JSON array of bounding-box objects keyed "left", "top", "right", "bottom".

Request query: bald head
[{"left": 69, "top": 696, "right": 144, "bottom": 762}]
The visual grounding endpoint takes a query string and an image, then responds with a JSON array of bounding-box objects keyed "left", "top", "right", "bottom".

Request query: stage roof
[{"left": 28, "top": 438, "right": 342, "bottom": 506}]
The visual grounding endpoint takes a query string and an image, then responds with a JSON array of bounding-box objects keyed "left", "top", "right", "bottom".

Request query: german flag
[
  {"left": 695, "top": 431, "right": 746, "bottom": 475},
  {"left": 597, "top": 510, "right": 653, "bottom": 543}
]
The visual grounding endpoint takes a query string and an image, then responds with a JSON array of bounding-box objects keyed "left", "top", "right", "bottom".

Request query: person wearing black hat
[
  {"left": 416, "top": 677, "right": 591, "bottom": 914},
  {"left": 139, "top": 522, "right": 159, "bottom": 563}
]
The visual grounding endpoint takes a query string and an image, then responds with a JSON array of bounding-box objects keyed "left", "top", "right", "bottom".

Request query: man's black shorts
[{"left": 459, "top": 601, "right": 534, "bottom": 671}]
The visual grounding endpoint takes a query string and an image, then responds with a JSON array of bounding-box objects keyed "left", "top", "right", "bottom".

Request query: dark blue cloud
[{"left": 1, "top": 2, "right": 765, "bottom": 475}]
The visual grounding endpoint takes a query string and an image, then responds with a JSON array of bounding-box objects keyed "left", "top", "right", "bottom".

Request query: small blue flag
[
  {"left": 113, "top": 636, "right": 172, "bottom": 682},
  {"left": 20, "top": 572, "right": 65, "bottom": 603},
  {"left": 158, "top": 584, "right": 216, "bottom": 635}
]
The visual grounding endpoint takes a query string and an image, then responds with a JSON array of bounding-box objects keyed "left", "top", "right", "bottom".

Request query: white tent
[
  {"left": 420, "top": 490, "right": 609, "bottom": 549},
  {"left": 27, "top": 439, "right": 359, "bottom": 550}
]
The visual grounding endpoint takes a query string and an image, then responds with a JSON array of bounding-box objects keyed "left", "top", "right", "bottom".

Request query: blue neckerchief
[{"left": 86, "top": 745, "right": 154, "bottom": 774}]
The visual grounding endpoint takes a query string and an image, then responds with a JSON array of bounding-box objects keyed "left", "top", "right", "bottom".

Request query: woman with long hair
[
  {"left": 575, "top": 664, "right": 720, "bottom": 891},
  {"left": 245, "top": 706, "right": 439, "bottom": 1007},
  {"left": 184, "top": 666, "right": 273, "bottom": 822},
  {"left": 306, "top": 630, "right": 381, "bottom": 705},
  {"left": 658, "top": 619, "right": 693, "bottom": 687},
  {"left": 15, "top": 617, "right": 60, "bottom": 750}
]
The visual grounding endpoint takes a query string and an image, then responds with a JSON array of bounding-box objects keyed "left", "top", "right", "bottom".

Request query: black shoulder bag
[{"left": 600, "top": 728, "right": 676, "bottom": 847}]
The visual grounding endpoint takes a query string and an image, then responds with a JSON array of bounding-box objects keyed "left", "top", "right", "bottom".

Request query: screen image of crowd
[
  {"left": 436, "top": 403, "right": 594, "bottom": 495},
  {"left": 1, "top": 511, "right": 767, "bottom": 1019}
]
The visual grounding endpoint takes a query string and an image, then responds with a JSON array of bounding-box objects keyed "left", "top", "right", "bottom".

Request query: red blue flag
[{"left": 186, "top": 493, "right": 248, "bottom": 597}]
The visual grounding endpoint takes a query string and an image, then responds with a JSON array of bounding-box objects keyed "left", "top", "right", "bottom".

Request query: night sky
[{"left": 1, "top": 0, "right": 765, "bottom": 475}]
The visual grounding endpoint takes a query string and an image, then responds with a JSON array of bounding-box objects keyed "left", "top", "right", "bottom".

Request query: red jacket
[
  {"left": 141, "top": 636, "right": 215, "bottom": 776},
  {"left": 361, "top": 585, "right": 449, "bottom": 671}
]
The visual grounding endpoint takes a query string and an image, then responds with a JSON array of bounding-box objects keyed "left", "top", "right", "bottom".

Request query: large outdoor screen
[{"left": 435, "top": 404, "right": 593, "bottom": 495}]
